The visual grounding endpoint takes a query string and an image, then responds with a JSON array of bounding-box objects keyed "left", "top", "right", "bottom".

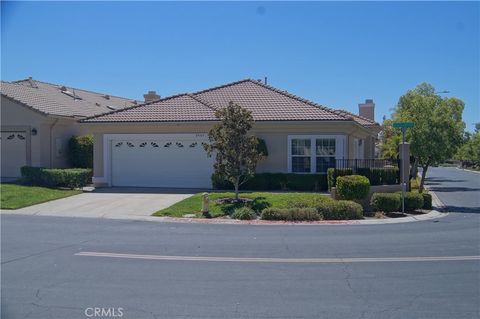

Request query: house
[
  {"left": 81, "top": 79, "right": 380, "bottom": 189},
  {"left": 0, "top": 78, "right": 138, "bottom": 179}
]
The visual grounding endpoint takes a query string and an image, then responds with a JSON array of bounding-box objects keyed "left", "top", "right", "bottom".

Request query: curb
[
  {"left": 1, "top": 209, "right": 448, "bottom": 226},
  {"left": 455, "top": 167, "right": 480, "bottom": 174}
]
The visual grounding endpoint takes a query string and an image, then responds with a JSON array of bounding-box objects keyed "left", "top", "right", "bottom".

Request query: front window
[
  {"left": 289, "top": 136, "right": 340, "bottom": 173},
  {"left": 316, "top": 138, "right": 336, "bottom": 173},
  {"left": 291, "top": 139, "right": 311, "bottom": 172}
]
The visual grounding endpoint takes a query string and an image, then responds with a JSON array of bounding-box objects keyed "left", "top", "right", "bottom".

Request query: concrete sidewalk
[{"left": 1, "top": 188, "right": 194, "bottom": 219}]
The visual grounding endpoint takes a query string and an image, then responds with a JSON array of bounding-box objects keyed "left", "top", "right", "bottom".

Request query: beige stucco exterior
[
  {"left": 1, "top": 96, "right": 90, "bottom": 175},
  {"left": 82, "top": 120, "right": 376, "bottom": 186}
]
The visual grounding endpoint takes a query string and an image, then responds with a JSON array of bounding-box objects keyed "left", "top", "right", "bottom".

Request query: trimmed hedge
[
  {"left": 316, "top": 200, "right": 363, "bottom": 220},
  {"left": 67, "top": 135, "right": 93, "bottom": 168},
  {"left": 336, "top": 175, "right": 370, "bottom": 200},
  {"left": 231, "top": 207, "right": 257, "bottom": 220},
  {"left": 421, "top": 193, "right": 432, "bottom": 210},
  {"left": 212, "top": 173, "right": 328, "bottom": 191},
  {"left": 327, "top": 167, "right": 399, "bottom": 189},
  {"left": 370, "top": 193, "right": 401, "bottom": 213},
  {"left": 327, "top": 168, "right": 352, "bottom": 191},
  {"left": 261, "top": 208, "right": 322, "bottom": 221},
  {"left": 21, "top": 166, "right": 92, "bottom": 189},
  {"left": 401, "top": 192, "right": 424, "bottom": 212}
]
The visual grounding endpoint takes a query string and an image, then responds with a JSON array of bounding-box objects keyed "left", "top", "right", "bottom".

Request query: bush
[
  {"left": 231, "top": 207, "right": 257, "bottom": 220},
  {"left": 286, "top": 196, "right": 330, "bottom": 209},
  {"left": 212, "top": 173, "right": 328, "bottom": 191},
  {"left": 421, "top": 193, "right": 432, "bottom": 210},
  {"left": 316, "top": 200, "right": 363, "bottom": 220},
  {"left": 370, "top": 193, "right": 401, "bottom": 213},
  {"left": 21, "top": 166, "right": 92, "bottom": 189},
  {"left": 401, "top": 192, "right": 424, "bottom": 212},
  {"left": 336, "top": 175, "right": 370, "bottom": 200},
  {"left": 327, "top": 168, "right": 353, "bottom": 190},
  {"left": 328, "top": 167, "right": 399, "bottom": 188},
  {"left": 67, "top": 135, "right": 93, "bottom": 168},
  {"left": 261, "top": 207, "right": 322, "bottom": 221}
]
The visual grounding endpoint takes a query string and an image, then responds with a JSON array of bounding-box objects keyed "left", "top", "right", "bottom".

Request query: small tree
[
  {"left": 391, "top": 83, "right": 465, "bottom": 191},
  {"left": 204, "top": 102, "right": 262, "bottom": 200}
]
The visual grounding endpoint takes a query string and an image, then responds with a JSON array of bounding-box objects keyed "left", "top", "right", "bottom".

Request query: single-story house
[
  {"left": 81, "top": 79, "right": 380, "bottom": 189},
  {"left": 0, "top": 77, "right": 139, "bottom": 178}
]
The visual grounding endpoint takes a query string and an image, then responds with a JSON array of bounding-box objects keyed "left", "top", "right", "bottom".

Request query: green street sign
[{"left": 393, "top": 122, "right": 414, "bottom": 128}]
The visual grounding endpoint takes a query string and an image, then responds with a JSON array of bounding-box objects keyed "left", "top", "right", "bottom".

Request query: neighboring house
[
  {"left": 0, "top": 78, "right": 138, "bottom": 178},
  {"left": 81, "top": 79, "right": 380, "bottom": 188}
]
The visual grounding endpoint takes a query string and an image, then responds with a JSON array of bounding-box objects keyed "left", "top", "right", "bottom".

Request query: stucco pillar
[{"left": 399, "top": 142, "right": 410, "bottom": 192}]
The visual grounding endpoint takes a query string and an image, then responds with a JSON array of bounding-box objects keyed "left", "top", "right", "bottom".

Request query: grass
[
  {"left": 0, "top": 183, "right": 82, "bottom": 209},
  {"left": 153, "top": 192, "right": 331, "bottom": 218}
]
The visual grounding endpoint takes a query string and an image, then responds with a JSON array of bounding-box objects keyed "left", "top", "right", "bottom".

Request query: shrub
[
  {"left": 231, "top": 207, "right": 257, "bottom": 220},
  {"left": 67, "top": 135, "right": 93, "bottom": 168},
  {"left": 316, "top": 200, "right": 363, "bottom": 220},
  {"left": 336, "top": 175, "right": 370, "bottom": 200},
  {"left": 212, "top": 173, "right": 328, "bottom": 191},
  {"left": 370, "top": 193, "right": 401, "bottom": 213},
  {"left": 327, "top": 168, "right": 353, "bottom": 190},
  {"left": 401, "top": 192, "right": 424, "bottom": 212},
  {"left": 286, "top": 196, "right": 331, "bottom": 209},
  {"left": 328, "top": 167, "right": 399, "bottom": 188},
  {"left": 261, "top": 208, "right": 322, "bottom": 221},
  {"left": 421, "top": 193, "right": 432, "bottom": 210},
  {"left": 21, "top": 166, "right": 92, "bottom": 189}
]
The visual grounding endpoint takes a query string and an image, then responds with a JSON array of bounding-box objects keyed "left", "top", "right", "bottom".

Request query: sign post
[{"left": 393, "top": 122, "right": 414, "bottom": 214}]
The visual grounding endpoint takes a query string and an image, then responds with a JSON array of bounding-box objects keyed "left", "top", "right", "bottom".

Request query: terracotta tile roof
[
  {"left": 1, "top": 78, "right": 136, "bottom": 118},
  {"left": 81, "top": 94, "right": 216, "bottom": 123},
  {"left": 335, "top": 109, "right": 379, "bottom": 127},
  {"left": 81, "top": 79, "right": 379, "bottom": 128}
]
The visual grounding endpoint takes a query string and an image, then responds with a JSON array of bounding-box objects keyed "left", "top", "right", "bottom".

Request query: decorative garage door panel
[
  {"left": 1, "top": 132, "right": 27, "bottom": 178},
  {"left": 111, "top": 137, "right": 214, "bottom": 188}
]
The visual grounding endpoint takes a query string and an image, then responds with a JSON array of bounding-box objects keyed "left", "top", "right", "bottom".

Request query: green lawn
[
  {"left": 153, "top": 192, "right": 330, "bottom": 218},
  {"left": 0, "top": 184, "right": 82, "bottom": 209}
]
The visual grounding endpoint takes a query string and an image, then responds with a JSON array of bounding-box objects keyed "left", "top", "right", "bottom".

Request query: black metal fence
[{"left": 335, "top": 158, "right": 400, "bottom": 170}]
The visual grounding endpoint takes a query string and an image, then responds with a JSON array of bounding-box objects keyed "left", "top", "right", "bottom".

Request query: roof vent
[
  {"left": 60, "top": 87, "right": 82, "bottom": 100},
  {"left": 103, "top": 94, "right": 110, "bottom": 100},
  {"left": 95, "top": 102, "right": 101, "bottom": 107}
]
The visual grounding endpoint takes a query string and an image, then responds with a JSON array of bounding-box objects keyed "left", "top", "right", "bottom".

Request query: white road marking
[{"left": 75, "top": 252, "right": 480, "bottom": 263}]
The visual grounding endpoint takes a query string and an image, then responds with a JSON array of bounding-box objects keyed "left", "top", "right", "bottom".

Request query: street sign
[
  {"left": 392, "top": 121, "right": 414, "bottom": 215},
  {"left": 393, "top": 122, "right": 414, "bottom": 128}
]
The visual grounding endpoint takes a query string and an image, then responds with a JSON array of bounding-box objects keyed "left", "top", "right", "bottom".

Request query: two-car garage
[{"left": 107, "top": 134, "right": 214, "bottom": 189}]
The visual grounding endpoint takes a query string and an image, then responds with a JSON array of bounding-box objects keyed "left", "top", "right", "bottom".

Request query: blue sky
[{"left": 2, "top": 1, "right": 479, "bottom": 131}]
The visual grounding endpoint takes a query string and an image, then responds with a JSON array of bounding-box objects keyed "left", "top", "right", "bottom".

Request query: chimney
[
  {"left": 144, "top": 90, "right": 161, "bottom": 103},
  {"left": 358, "top": 99, "right": 375, "bottom": 121}
]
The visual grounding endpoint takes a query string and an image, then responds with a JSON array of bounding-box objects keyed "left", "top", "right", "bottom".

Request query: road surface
[{"left": 1, "top": 167, "right": 479, "bottom": 319}]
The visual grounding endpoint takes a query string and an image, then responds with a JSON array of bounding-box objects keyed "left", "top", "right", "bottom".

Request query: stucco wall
[
  {"left": 1, "top": 96, "right": 90, "bottom": 169},
  {"left": 84, "top": 121, "right": 375, "bottom": 181}
]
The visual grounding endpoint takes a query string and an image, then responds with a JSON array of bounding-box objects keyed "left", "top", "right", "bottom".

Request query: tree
[
  {"left": 391, "top": 83, "right": 465, "bottom": 191},
  {"left": 204, "top": 102, "right": 263, "bottom": 200},
  {"left": 455, "top": 124, "right": 480, "bottom": 168}
]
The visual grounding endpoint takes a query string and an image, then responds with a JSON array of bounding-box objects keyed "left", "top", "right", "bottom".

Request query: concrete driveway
[{"left": 3, "top": 187, "right": 195, "bottom": 220}]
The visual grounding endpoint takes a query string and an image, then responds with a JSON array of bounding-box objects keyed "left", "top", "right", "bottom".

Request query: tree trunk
[
  {"left": 419, "top": 165, "right": 428, "bottom": 192},
  {"left": 234, "top": 176, "right": 240, "bottom": 200}
]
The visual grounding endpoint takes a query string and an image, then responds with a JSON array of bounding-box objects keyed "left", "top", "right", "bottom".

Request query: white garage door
[
  {"left": 110, "top": 134, "right": 214, "bottom": 188},
  {"left": 1, "top": 131, "right": 27, "bottom": 178}
]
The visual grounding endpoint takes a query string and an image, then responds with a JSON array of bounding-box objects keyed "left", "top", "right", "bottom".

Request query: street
[{"left": 1, "top": 167, "right": 479, "bottom": 319}]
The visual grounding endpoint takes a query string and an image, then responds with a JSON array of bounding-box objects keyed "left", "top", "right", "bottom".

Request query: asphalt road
[{"left": 1, "top": 167, "right": 479, "bottom": 319}]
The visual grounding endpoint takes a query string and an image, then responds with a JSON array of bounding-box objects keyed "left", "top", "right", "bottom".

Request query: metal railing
[{"left": 335, "top": 158, "right": 400, "bottom": 171}]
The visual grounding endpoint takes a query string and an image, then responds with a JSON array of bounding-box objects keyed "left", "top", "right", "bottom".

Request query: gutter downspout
[{"left": 49, "top": 118, "right": 59, "bottom": 168}]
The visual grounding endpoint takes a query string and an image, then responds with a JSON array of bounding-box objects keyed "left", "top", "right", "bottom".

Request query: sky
[{"left": 1, "top": 1, "right": 479, "bottom": 131}]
